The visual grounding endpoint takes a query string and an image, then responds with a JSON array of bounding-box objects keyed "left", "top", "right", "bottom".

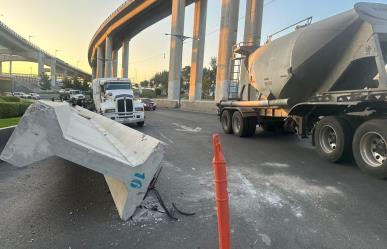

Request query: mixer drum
[{"left": 247, "top": 2, "right": 387, "bottom": 105}]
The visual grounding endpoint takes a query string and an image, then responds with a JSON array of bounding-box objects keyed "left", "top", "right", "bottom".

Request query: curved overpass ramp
[{"left": 0, "top": 21, "right": 90, "bottom": 87}]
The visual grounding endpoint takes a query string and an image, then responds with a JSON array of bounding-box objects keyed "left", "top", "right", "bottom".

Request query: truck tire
[
  {"left": 352, "top": 119, "right": 387, "bottom": 178},
  {"left": 232, "top": 111, "right": 256, "bottom": 137},
  {"left": 221, "top": 110, "right": 233, "bottom": 134},
  {"left": 314, "top": 116, "right": 352, "bottom": 163},
  {"left": 137, "top": 121, "right": 145, "bottom": 127}
]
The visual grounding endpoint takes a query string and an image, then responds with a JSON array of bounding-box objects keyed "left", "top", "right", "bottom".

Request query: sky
[{"left": 0, "top": 0, "right": 386, "bottom": 82}]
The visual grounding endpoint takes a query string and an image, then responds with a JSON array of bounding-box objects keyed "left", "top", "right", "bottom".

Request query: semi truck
[
  {"left": 92, "top": 78, "right": 145, "bottom": 126},
  {"left": 218, "top": 2, "right": 387, "bottom": 178}
]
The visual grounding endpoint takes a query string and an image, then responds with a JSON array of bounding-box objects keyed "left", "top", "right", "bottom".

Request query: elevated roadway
[
  {"left": 88, "top": 0, "right": 264, "bottom": 103},
  {"left": 0, "top": 21, "right": 91, "bottom": 88}
]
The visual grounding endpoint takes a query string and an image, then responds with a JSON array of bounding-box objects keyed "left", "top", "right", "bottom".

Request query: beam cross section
[
  {"left": 189, "top": 0, "right": 207, "bottom": 101},
  {"left": 168, "top": 0, "right": 186, "bottom": 101},
  {"left": 215, "top": 0, "right": 240, "bottom": 102}
]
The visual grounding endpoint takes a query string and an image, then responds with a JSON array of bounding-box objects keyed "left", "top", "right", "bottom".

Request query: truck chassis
[{"left": 218, "top": 89, "right": 387, "bottom": 178}]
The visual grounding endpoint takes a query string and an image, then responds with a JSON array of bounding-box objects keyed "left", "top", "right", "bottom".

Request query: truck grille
[{"left": 117, "top": 99, "right": 133, "bottom": 113}]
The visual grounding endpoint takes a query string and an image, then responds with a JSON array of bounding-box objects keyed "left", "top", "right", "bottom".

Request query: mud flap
[{"left": 0, "top": 101, "right": 165, "bottom": 220}]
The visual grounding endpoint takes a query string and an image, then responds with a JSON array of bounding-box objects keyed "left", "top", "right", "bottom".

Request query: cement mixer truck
[{"left": 218, "top": 2, "right": 387, "bottom": 178}]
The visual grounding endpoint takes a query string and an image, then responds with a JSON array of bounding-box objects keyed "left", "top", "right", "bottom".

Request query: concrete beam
[
  {"left": 241, "top": 0, "right": 264, "bottom": 100},
  {"left": 105, "top": 36, "right": 113, "bottom": 78},
  {"left": 168, "top": 0, "right": 186, "bottom": 101},
  {"left": 189, "top": 0, "right": 207, "bottom": 101},
  {"left": 51, "top": 58, "right": 56, "bottom": 87},
  {"left": 0, "top": 101, "right": 166, "bottom": 221},
  {"left": 122, "top": 39, "right": 129, "bottom": 78},
  {"left": 112, "top": 49, "right": 118, "bottom": 77},
  {"left": 97, "top": 46, "right": 104, "bottom": 78},
  {"left": 215, "top": 0, "right": 240, "bottom": 102}
]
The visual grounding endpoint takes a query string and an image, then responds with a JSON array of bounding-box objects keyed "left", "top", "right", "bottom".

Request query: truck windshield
[{"left": 106, "top": 82, "right": 132, "bottom": 90}]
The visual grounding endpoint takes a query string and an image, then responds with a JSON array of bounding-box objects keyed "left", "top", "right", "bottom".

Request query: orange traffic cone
[{"left": 212, "top": 134, "right": 231, "bottom": 249}]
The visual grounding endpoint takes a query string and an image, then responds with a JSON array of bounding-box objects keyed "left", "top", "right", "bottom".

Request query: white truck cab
[{"left": 92, "top": 78, "right": 145, "bottom": 126}]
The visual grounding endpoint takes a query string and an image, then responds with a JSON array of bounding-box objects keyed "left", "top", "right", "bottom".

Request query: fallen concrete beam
[{"left": 0, "top": 101, "right": 165, "bottom": 220}]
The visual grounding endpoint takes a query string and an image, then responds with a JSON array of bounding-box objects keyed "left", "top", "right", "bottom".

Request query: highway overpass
[
  {"left": 0, "top": 20, "right": 91, "bottom": 89},
  {"left": 88, "top": 0, "right": 264, "bottom": 103}
]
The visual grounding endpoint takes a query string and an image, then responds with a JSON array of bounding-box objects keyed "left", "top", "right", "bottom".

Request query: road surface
[{"left": 1, "top": 109, "right": 386, "bottom": 248}]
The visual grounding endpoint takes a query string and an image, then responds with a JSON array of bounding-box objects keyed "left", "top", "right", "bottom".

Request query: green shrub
[
  {"left": 140, "top": 89, "right": 156, "bottom": 98},
  {"left": 0, "top": 101, "right": 32, "bottom": 118},
  {"left": 0, "top": 96, "right": 20, "bottom": 102}
]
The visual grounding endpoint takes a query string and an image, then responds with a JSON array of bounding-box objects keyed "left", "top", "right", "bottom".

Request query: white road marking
[{"left": 172, "top": 123, "right": 202, "bottom": 133}]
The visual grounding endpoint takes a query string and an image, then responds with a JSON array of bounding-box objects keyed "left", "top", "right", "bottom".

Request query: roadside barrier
[{"left": 212, "top": 134, "right": 231, "bottom": 249}]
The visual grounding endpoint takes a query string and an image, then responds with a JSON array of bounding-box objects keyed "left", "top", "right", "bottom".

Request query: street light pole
[
  {"left": 55, "top": 49, "right": 60, "bottom": 57},
  {"left": 28, "top": 35, "right": 35, "bottom": 42}
]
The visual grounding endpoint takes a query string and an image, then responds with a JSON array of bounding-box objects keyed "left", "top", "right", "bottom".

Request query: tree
[
  {"left": 63, "top": 77, "right": 73, "bottom": 89},
  {"left": 202, "top": 57, "right": 217, "bottom": 99},
  {"left": 181, "top": 66, "right": 191, "bottom": 96},
  {"left": 73, "top": 77, "right": 83, "bottom": 90},
  {"left": 140, "top": 80, "right": 150, "bottom": 88},
  {"left": 39, "top": 73, "right": 51, "bottom": 90},
  {"left": 151, "top": 70, "right": 169, "bottom": 96}
]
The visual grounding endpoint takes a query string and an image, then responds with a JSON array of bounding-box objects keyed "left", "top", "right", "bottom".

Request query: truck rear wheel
[
  {"left": 221, "top": 110, "right": 233, "bottom": 134},
  {"left": 232, "top": 111, "right": 256, "bottom": 137},
  {"left": 352, "top": 119, "right": 387, "bottom": 178},
  {"left": 314, "top": 116, "right": 352, "bottom": 163}
]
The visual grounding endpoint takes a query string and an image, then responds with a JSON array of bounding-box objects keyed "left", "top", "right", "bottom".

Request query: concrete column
[
  {"left": 105, "top": 36, "right": 113, "bottom": 78},
  {"left": 241, "top": 0, "right": 264, "bottom": 100},
  {"left": 97, "top": 46, "right": 104, "bottom": 78},
  {"left": 0, "top": 62, "right": 2, "bottom": 74},
  {"left": 51, "top": 58, "right": 56, "bottom": 87},
  {"left": 92, "top": 66, "right": 96, "bottom": 79},
  {"left": 215, "top": 0, "right": 240, "bottom": 102},
  {"left": 122, "top": 39, "right": 130, "bottom": 78},
  {"left": 168, "top": 0, "right": 186, "bottom": 101},
  {"left": 9, "top": 61, "right": 12, "bottom": 74},
  {"left": 38, "top": 52, "right": 44, "bottom": 76},
  {"left": 189, "top": 0, "right": 207, "bottom": 101},
  {"left": 112, "top": 49, "right": 118, "bottom": 77}
]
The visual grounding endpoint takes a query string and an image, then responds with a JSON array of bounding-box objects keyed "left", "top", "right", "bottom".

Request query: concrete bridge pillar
[
  {"left": 189, "top": 0, "right": 207, "bottom": 101},
  {"left": 168, "top": 0, "right": 186, "bottom": 101},
  {"left": 51, "top": 58, "right": 56, "bottom": 87},
  {"left": 97, "top": 46, "right": 104, "bottom": 78},
  {"left": 122, "top": 39, "right": 130, "bottom": 78},
  {"left": 240, "top": 0, "right": 264, "bottom": 100},
  {"left": 0, "top": 62, "right": 2, "bottom": 74},
  {"left": 112, "top": 49, "right": 118, "bottom": 77},
  {"left": 105, "top": 36, "right": 113, "bottom": 78},
  {"left": 92, "top": 66, "right": 96, "bottom": 79},
  {"left": 9, "top": 61, "right": 12, "bottom": 75},
  {"left": 215, "top": 0, "right": 240, "bottom": 102},
  {"left": 38, "top": 52, "right": 45, "bottom": 77}
]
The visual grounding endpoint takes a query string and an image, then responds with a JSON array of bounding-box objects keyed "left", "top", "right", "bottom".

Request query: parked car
[
  {"left": 141, "top": 98, "right": 157, "bottom": 111},
  {"left": 12, "top": 92, "right": 24, "bottom": 97},
  {"left": 30, "top": 93, "right": 40, "bottom": 100}
]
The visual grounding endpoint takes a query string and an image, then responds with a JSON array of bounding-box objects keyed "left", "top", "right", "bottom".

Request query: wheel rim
[
  {"left": 233, "top": 116, "right": 241, "bottom": 133},
  {"left": 222, "top": 114, "right": 229, "bottom": 130},
  {"left": 319, "top": 125, "right": 337, "bottom": 154},
  {"left": 359, "top": 132, "right": 387, "bottom": 168}
]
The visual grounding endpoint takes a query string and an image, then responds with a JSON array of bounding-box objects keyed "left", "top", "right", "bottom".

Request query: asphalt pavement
[{"left": 1, "top": 109, "right": 387, "bottom": 249}]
